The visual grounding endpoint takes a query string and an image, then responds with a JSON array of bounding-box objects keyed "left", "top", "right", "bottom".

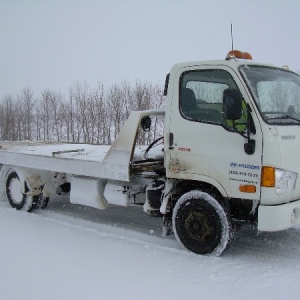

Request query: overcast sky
[{"left": 1, "top": 0, "right": 300, "bottom": 99}]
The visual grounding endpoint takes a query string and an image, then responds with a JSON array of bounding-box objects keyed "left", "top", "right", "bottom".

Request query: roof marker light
[{"left": 226, "top": 50, "right": 253, "bottom": 60}]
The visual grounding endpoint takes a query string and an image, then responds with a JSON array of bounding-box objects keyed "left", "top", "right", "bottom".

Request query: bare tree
[
  {"left": 17, "top": 88, "right": 35, "bottom": 140},
  {"left": 51, "top": 91, "right": 64, "bottom": 141},
  {"left": 106, "top": 83, "right": 129, "bottom": 140},
  {"left": 0, "top": 95, "right": 18, "bottom": 140},
  {"left": 40, "top": 90, "right": 52, "bottom": 141},
  {"left": 88, "top": 82, "right": 108, "bottom": 144},
  {"left": 69, "top": 81, "right": 89, "bottom": 142}
]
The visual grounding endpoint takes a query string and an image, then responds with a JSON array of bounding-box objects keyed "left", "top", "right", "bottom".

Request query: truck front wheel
[
  {"left": 172, "top": 190, "right": 234, "bottom": 256},
  {"left": 6, "top": 171, "right": 37, "bottom": 212}
]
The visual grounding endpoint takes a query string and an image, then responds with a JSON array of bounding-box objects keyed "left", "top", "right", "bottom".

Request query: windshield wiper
[{"left": 266, "top": 115, "right": 300, "bottom": 123}]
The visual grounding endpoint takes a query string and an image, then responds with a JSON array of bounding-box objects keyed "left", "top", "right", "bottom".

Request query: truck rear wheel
[
  {"left": 172, "top": 190, "right": 234, "bottom": 256},
  {"left": 6, "top": 171, "right": 37, "bottom": 212}
]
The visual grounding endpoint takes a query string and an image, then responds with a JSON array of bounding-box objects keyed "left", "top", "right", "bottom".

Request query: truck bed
[
  {"left": 0, "top": 141, "right": 114, "bottom": 177},
  {"left": 0, "top": 110, "right": 165, "bottom": 182}
]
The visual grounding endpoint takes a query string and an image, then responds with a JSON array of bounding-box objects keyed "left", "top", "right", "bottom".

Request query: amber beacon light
[{"left": 226, "top": 50, "right": 253, "bottom": 60}]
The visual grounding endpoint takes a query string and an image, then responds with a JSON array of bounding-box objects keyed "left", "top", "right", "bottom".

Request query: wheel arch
[
  {"left": 0, "top": 165, "right": 29, "bottom": 194},
  {"left": 169, "top": 173, "right": 228, "bottom": 197},
  {"left": 170, "top": 179, "right": 228, "bottom": 211}
]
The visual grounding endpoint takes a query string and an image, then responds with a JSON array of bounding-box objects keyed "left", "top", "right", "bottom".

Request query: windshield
[{"left": 240, "top": 65, "right": 300, "bottom": 125}]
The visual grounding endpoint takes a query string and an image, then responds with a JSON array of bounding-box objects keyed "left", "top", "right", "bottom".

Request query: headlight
[{"left": 275, "top": 169, "right": 297, "bottom": 195}]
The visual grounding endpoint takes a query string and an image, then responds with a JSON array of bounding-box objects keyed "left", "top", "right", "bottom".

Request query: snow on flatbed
[{"left": 0, "top": 141, "right": 110, "bottom": 160}]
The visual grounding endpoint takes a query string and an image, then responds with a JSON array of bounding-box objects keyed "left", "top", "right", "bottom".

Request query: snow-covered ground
[{"left": 1, "top": 195, "right": 300, "bottom": 300}]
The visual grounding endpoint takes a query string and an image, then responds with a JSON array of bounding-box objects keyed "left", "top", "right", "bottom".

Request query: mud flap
[{"left": 162, "top": 213, "right": 173, "bottom": 237}]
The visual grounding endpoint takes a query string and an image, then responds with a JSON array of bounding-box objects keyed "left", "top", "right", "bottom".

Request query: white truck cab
[{"left": 162, "top": 50, "right": 300, "bottom": 254}]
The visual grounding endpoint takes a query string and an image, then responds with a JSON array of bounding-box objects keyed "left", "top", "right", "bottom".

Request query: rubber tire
[
  {"left": 6, "top": 171, "right": 36, "bottom": 212},
  {"left": 35, "top": 193, "right": 50, "bottom": 209},
  {"left": 172, "top": 190, "right": 234, "bottom": 256}
]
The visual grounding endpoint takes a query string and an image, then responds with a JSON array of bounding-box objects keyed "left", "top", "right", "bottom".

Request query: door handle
[{"left": 169, "top": 132, "right": 174, "bottom": 149}]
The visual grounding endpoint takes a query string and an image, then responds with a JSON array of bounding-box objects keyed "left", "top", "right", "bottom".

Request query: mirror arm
[
  {"left": 244, "top": 104, "right": 256, "bottom": 155},
  {"left": 232, "top": 104, "right": 256, "bottom": 155}
]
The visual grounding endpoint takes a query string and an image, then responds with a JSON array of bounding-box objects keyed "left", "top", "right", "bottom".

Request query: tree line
[{"left": 0, "top": 80, "right": 165, "bottom": 145}]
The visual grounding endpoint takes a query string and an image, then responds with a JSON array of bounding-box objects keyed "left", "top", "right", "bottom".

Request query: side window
[{"left": 180, "top": 69, "right": 245, "bottom": 129}]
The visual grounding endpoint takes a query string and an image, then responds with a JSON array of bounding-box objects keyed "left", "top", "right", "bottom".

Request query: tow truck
[{"left": 1, "top": 50, "right": 300, "bottom": 256}]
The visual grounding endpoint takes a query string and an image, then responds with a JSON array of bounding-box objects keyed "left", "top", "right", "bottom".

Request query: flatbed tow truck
[{"left": 1, "top": 50, "right": 300, "bottom": 256}]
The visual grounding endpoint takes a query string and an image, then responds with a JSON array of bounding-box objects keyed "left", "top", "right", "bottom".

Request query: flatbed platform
[
  {"left": 0, "top": 110, "right": 165, "bottom": 182},
  {"left": 0, "top": 141, "right": 115, "bottom": 178}
]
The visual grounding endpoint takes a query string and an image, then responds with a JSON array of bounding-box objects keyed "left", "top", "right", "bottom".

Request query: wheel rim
[
  {"left": 8, "top": 176, "right": 23, "bottom": 204},
  {"left": 176, "top": 201, "right": 221, "bottom": 253},
  {"left": 184, "top": 208, "right": 216, "bottom": 245}
]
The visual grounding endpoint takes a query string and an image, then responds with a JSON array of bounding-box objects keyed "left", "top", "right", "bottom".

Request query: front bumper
[{"left": 257, "top": 199, "right": 300, "bottom": 231}]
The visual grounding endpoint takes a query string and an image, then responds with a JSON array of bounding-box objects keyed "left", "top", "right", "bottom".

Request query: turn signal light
[{"left": 261, "top": 166, "right": 275, "bottom": 187}]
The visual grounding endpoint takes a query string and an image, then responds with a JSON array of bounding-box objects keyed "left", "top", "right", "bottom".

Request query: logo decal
[
  {"left": 281, "top": 135, "right": 295, "bottom": 140},
  {"left": 178, "top": 147, "right": 191, "bottom": 152}
]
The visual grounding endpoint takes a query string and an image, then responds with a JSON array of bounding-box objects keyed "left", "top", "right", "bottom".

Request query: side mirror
[
  {"left": 141, "top": 116, "right": 151, "bottom": 131},
  {"left": 223, "top": 88, "right": 242, "bottom": 120}
]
